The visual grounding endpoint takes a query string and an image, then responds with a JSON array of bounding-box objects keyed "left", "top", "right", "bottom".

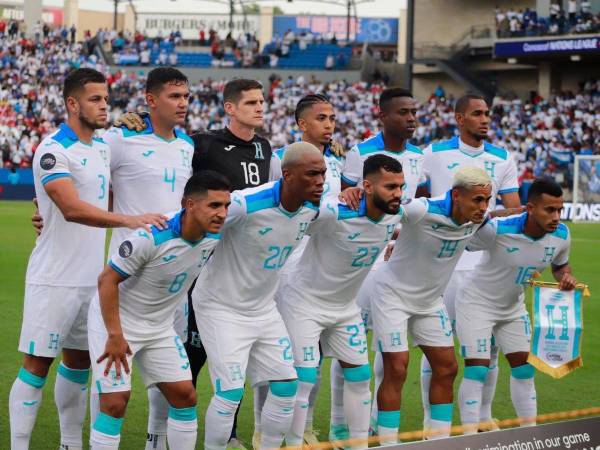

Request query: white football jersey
[
  {"left": 460, "top": 213, "right": 570, "bottom": 317},
  {"left": 26, "top": 123, "right": 111, "bottom": 287},
  {"left": 103, "top": 122, "right": 194, "bottom": 255},
  {"left": 271, "top": 143, "right": 345, "bottom": 198},
  {"left": 89, "top": 209, "right": 220, "bottom": 340},
  {"left": 282, "top": 196, "right": 402, "bottom": 309},
  {"left": 422, "top": 136, "right": 519, "bottom": 270},
  {"left": 373, "top": 191, "right": 485, "bottom": 314},
  {"left": 192, "top": 180, "right": 319, "bottom": 316},
  {"left": 342, "top": 132, "right": 425, "bottom": 202}
]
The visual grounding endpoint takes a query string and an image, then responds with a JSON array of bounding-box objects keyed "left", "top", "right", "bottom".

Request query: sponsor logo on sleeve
[
  {"left": 119, "top": 240, "right": 133, "bottom": 258},
  {"left": 40, "top": 153, "right": 57, "bottom": 170}
]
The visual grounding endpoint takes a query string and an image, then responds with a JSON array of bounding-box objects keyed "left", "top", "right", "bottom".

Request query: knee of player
[
  {"left": 171, "top": 385, "right": 197, "bottom": 408},
  {"left": 269, "top": 379, "right": 298, "bottom": 398},
  {"left": 432, "top": 357, "right": 458, "bottom": 380},
  {"left": 101, "top": 392, "right": 131, "bottom": 418},
  {"left": 384, "top": 356, "right": 408, "bottom": 382}
]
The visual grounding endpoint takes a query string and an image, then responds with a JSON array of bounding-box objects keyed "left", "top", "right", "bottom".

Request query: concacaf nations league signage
[
  {"left": 494, "top": 37, "right": 600, "bottom": 57},
  {"left": 137, "top": 13, "right": 260, "bottom": 40},
  {"left": 561, "top": 202, "right": 600, "bottom": 222},
  {"left": 273, "top": 15, "right": 399, "bottom": 44}
]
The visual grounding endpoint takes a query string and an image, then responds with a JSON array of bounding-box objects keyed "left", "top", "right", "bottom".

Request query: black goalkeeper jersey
[{"left": 191, "top": 127, "right": 272, "bottom": 191}]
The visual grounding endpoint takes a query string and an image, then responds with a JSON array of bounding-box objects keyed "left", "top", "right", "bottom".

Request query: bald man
[{"left": 191, "top": 142, "right": 326, "bottom": 450}]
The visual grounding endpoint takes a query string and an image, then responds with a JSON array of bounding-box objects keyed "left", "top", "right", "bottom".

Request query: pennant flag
[{"left": 528, "top": 282, "right": 589, "bottom": 378}]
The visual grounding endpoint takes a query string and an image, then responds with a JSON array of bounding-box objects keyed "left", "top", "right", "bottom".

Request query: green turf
[{"left": 1, "top": 200, "right": 599, "bottom": 449}]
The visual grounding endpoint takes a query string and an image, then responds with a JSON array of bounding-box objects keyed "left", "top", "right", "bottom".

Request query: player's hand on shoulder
[
  {"left": 330, "top": 140, "right": 346, "bottom": 157},
  {"left": 31, "top": 197, "right": 43, "bottom": 235},
  {"left": 384, "top": 242, "right": 395, "bottom": 261},
  {"left": 558, "top": 272, "right": 577, "bottom": 291},
  {"left": 339, "top": 187, "right": 363, "bottom": 210},
  {"left": 124, "top": 213, "right": 169, "bottom": 232},
  {"left": 97, "top": 333, "right": 132, "bottom": 378},
  {"left": 113, "top": 111, "right": 148, "bottom": 131}
]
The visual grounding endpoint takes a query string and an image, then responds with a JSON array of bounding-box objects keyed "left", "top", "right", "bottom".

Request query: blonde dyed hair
[
  {"left": 281, "top": 142, "right": 323, "bottom": 170},
  {"left": 452, "top": 166, "right": 492, "bottom": 189}
]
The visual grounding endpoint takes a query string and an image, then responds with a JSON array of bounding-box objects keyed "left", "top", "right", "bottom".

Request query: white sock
[
  {"left": 377, "top": 410, "right": 400, "bottom": 445},
  {"left": 370, "top": 352, "right": 383, "bottom": 433},
  {"left": 260, "top": 381, "right": 297, "bottom": 450},
  {"left": 343, "top": 365, "right": 371, "bottom": 449},
  {"left": 286, "top": 377, "right": 314, "bottom": 445},
  {"left": 90, "top": 412, "right": 123, "bottom": 450},
  {"left": 167, "top": 406, "right": 198, "bottom": 450},
  {"left": 9, "top": 368, "right": 46, "bottom": 450},
  {"left": 480, "top": 346, "right": 499, "bottom": 422},
  {"left": 55, "top": 362, "right": 90, "bottom": 450},
  {"left": 90, "top": 392, "right": 100, "bottom": 435},
  {"left": 510, "top": 364, "right": 536, "bottom": 426},
  {"left": 253, "top": 384, "right": 269, "bottom": 434},
  {"left": 429, "top": 403, "right": 453, "bottom": 440},
  {"left": 458, "top": 365, "right": 488, "bottom": 434},
  {"left": 305, "top": 367, "right": 321, "bottom": 433},
  {"left": 330, "top": 360, "right": 346, "bottom": 428},
  {"left": 146, "top": 386, "right": 168, "bottom": 450},
  {"left": 420, "top": 355, "right": 432, "bottom": 430},
  {"left": 204, "top": 394, "right": 240, "bottom": 450}
]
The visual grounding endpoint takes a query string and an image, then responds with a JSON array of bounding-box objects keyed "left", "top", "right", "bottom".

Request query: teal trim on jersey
[
  {"left": 550, "top": 223, "right": 569, "bottom": 240},
  {"left": 340, "top": 174, "right": 357, "bottom": 186},
  {"left": 93, "top": 412, "right": 124, "bottom": 436},
  {"left": 108, "top": 260, "right": 130, "bottom": 279},
  {"left": 463, "top": 365, "right": 489, "bottom": 383},
  {"left": 431, "top": 136, "right": 459, "bottom": 152},
  {"left": 483, "top": 141, "right": 509, "bottom": 160},
  {"left": 405, "top": 142, "right": 423, "bottom": 155},
  {"left": 274, "top": 146, "right": 286, "bottom": 160},
  {"left": 356, "top": 132, "right": 385, "bottom": 156},
  {"left": 58, "top": 363, "right": 90, "bottom": 384},
  {"left": 96, "top": 380, "right": 102, "bottom": 394},
  {"left": 496, "top": 213, "right": 526, "bottom": 235},
  {"left": 427, "top": 190, "right": 453, "bottom": 216},
  {"left": 150, "top": 209, "right": 214, "bottom": 246},
  {"left": 92, "top": 137, "right": 106, "bottom": 144},
  {"left": 175, "top": 129, "right": 194, "bottom": 146},
  {"left": 121, "top": 116, "right": 154, "bottom": 138},
  {"left": 295, "top": 366, "right": 318, "bottom": 383},
  {"left": 28, "top": 341, "right": 35, "bottom": 354},
  {"left": 342, "top": 364, "right": 371, "bottom": 382},
  {"left": 303, "top": 201, "right": 319, "bottom": 212},
  {"left": 498, "top": 187, "right": 519, "bottom": 194},
  {"left": 245, "top": 180, "right": 280, "bottom": 214},
  {"left": 377, "top": 410, "right": 400, "bottom": 428},
  {"left": 41, "top": 172, "right": 71, "bottom": 185},
  {"left": 323, "top": 144, "right": 344, "bottom": 160},
  {"left": 338, "top": 203, "right": 360, "bottom": 220},
  {"left": 18, "top": 367, "right": 47, "bottom": 388},
  {"left": 511, "top": 363, "right": 535, "bottom": 379},
  {"left": 269, "top": 380, "right": 298, "bottom": 397},
  {"left": 168, "top": 406, "right": 197, "bottom": 421},
  {"left": 51, "top": 123, "right": 79, "bottom": 148},
  {"left": 152, "top": 228, "right": 178, "bottom": 246},
  {"left": 215, "top": 379, "right": 244, "bottom": 402},
  {"left": 205, "top": 232, "right": 221, "bottom": 240},
  {"left": 430, "top": 403, "right": 453, "bottom": 422}
]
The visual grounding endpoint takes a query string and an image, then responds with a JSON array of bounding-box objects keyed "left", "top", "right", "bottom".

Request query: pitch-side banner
[{"left": 529, "top": 284, "right": 588, "bottom": 378}]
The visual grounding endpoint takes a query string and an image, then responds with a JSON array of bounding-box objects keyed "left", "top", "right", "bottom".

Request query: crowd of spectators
[
  {"left": 495, "top": 1, "right": 600, "bottom": 37},
  {"left": 1, "top": 32, "right": 598, "bottom": 190}
]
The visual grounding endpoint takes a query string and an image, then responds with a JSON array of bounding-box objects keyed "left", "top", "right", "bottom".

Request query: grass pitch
[{"left": 1, "top": 200, "right": 599, "bottom": 449}]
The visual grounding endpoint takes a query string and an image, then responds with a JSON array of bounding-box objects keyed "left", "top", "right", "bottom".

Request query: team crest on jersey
[
  {"left": 119, "top": 240, "right": 133, "bottom": 258},
  {"left": 40, "top": 153, "right": 56, "bottom": 170}
]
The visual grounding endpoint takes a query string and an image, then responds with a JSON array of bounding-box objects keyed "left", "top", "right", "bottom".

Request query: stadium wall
[{"left": 110, "top": 66, "right": 362, "bottom": 86}]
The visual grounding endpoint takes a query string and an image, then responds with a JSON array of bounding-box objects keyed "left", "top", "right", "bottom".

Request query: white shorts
[
  {"left": 371, "top": 283, "right": 453, "bottom": 352},
  {"left": 196, "top": 308, "right": 297, "bottom": 391},
  {"left": 18, "top": 284, "right": 95, "bottom": 357},
  {"left": 456, "top": 306, "right": 532, "bottom": 359},
  {"left": 173, "top": 296, "right": 189, "bottom": 343},
  {"left": 278, "top": 296, "right": 368, "bottom": 368},
  {"left": 89, "top": 327, "right": 191, "bottom": 394},
  {"left": 441, "top": 270, "right": 470, "bottom": 322}
]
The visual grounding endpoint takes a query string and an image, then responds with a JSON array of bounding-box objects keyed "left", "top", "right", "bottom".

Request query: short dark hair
[
  {"left": 294, "top": 94, "right": 331, "bottom": 124},
  {"left": 527, "top": 178, "right": 563, "bottom": 202},
  {"left": 455, "top": 94, "right": 486, "bottom": 114},
  {"left": 379, "top": 87, "right": 413, "bottom": 112},
  {"left": 63, "top": 68, "right": 106, "bottom": 102},
  {"left": 146, "top": 67, "right": 188, "bottom": 94},
  {"left": 223, "top": 79, "right": 263, "bottom": 104},
  {"left": 363, "top": 154, "right": 403, "bottom": 180},
  {"left": 183, "top": 170, "right": 231, "bottom": 198}
]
